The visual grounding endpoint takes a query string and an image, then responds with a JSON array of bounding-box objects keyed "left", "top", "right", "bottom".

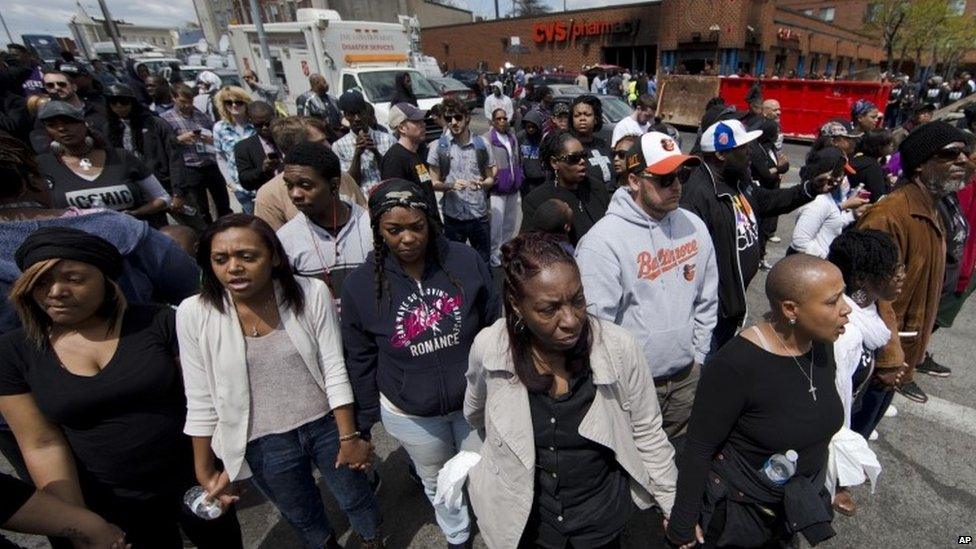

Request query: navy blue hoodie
[{"left": 341, "top": 237, "right": 499, "bottom": 432}]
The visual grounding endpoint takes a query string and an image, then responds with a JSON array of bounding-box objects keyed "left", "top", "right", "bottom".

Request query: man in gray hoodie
[{"left": 576, "top": 131, "right": 719, "bottom": 439}]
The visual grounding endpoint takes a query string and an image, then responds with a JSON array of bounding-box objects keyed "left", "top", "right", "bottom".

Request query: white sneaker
[
  {"left": 769, "top": 236, "right": 782, "bottom": 243},
  {"left": 869, "top": 430, "right": 879, "bottom": 441},
  {"left": 884, "top": 405, "right": 898, "bottom": 417}
]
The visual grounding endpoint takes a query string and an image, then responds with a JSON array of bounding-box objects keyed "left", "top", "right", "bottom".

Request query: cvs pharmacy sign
[{"left": 532, "top": 19, "right": 640, "bottom": 44}]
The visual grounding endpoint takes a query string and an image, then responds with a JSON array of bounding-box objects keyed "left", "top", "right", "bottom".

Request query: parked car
[
  {"left": 552, "top": 93, "right": 634, "bottom": 144},
  {"left": 429, "top": 76, "right": 479, "bottom": 110},
  {"left": 547, "top": 83, "right": 588, "bottom": 96}
]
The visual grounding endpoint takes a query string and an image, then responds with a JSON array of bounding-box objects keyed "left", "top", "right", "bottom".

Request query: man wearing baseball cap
[
  {"left": 854, "top": 121, "right": 974, "bottom": 407},
  {"left": 681, "top": 119, "right": 833, "bottom": 353},
  {"left": 576, "top": 132, "right": 718, "bottom": 439},
  {"left": 379, "top": 102, "right": 440, "bottom": 222}
]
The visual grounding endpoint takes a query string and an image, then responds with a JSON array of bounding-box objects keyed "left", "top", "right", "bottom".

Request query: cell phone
[{"left": 857, "top": 189, "right": 872, "bottom": 200}]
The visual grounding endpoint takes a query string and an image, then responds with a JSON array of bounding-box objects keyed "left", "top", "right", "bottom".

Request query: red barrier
[{"left": 719, "top": 77, "right": 892, "bottom": 140}]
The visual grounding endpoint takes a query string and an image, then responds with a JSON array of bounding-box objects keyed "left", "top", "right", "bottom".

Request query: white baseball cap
[
  {"left": 625, "top": 131, "right": 701, "bottom": 175},
  {"left": 700, "top": 119, "right": 762, "bottom": 153}
]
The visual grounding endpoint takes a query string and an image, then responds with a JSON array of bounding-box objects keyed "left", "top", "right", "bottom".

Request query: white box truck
[{"left": 228, "top": 9, "right": 442, "bottom": 135}]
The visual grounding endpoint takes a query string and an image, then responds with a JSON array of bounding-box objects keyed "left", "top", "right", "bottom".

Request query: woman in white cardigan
[
  {"left": 464, "top": 233, "right": 677, "bottom": 549},
  {"left": 176, "top": 214, "right": 383, "bottom": 549},
  {"left": 789, "top": 147, "right": 871, "bottom": 258}
]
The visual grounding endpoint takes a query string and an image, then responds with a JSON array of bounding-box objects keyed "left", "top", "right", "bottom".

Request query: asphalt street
[{"left": 3, "top": 124, "right": 975, "bottom": 548}]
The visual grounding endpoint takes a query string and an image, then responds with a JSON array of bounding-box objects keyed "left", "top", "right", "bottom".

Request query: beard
[{"left": 925, "top": 176, "right": 966, "bottom": 197}]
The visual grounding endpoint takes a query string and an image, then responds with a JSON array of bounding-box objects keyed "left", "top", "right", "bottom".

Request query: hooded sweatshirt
[
  {"left": 340, "top": 237, "right": 499, "bottom": 432},
  {"left": 576, "top": 187, "right": 719, "bottom": 377}
]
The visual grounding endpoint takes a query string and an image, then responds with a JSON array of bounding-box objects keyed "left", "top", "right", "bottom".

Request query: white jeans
[
  {"left": 489, "top": 193, "right": 521, "bottom": 267},
  {"left": 380, "top": 405, "right": 483, "bottom": 545}
]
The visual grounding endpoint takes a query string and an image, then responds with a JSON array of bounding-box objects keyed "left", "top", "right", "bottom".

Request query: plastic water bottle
[
  {"left": 183, "top": 486, "right": 223, "bottom": 520},
  {"left": 762, "top": 450, "right": 798, "bottom": 486}
]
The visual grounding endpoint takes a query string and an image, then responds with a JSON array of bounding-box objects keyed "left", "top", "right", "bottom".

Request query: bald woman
[{"left": 666, "top": 255, "right": 850, "bottom": 548}]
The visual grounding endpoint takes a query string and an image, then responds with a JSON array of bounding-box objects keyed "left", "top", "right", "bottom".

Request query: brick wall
[{"left": 420, "top": 2, "right": 660, "bottom": 71}]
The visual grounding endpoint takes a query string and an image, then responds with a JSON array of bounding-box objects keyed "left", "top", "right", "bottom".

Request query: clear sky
[{"left": 0, "top": 0, "right": 648, "bottom": 45}]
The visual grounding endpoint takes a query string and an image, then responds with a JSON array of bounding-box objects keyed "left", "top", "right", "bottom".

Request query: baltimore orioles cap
[{"left": 626, "top": 131, "right": 701, "bottom": 175}]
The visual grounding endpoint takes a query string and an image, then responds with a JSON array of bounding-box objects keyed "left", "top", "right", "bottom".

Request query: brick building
[{"left": 421, "top": 0, "right": 888, "bottom": 78}]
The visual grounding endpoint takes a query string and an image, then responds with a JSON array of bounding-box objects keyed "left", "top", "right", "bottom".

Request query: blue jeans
[
  {"left": 234, "top": 189, "right": 256, "bottom": 214},
  {"left": 850, "top": 384, "right": 895, "bottom": 439},
  {"left": 443, "top": 215, "right": 491, "bottom": 266},
  {"left": 244, "top": 415, "right": 381, "bottom": 548},
  {"left": 380, "top": 405, "right": 483, "bottom": 545}
]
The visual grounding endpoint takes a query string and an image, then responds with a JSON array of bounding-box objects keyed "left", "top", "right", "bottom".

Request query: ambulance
[{"left": 228, "top": 9, "right": 442, "bottom": 134}]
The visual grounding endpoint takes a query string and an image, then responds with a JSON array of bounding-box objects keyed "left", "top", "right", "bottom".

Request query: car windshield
[
  {"left": 433, "top": 78, "right": 469, "bottom": 91},
  {"left": 553, "top": 85, "right": 587, "bottom": 95},
  {"left": 601, "top": 97, "right": 634, "bottom": 123},
  {"left": 358, "top": 71, "right": 440, "bottom": 103}
]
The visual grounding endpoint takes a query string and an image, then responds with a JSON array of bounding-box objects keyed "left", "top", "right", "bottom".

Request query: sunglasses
[
  {"left": 444, "top": 113, "right": 466, "bottom": 123},
  {"left": 253, "top": 120, "right": 272, "bottom": 129},
  {"left": 640, "top": 170, "right": 684, "bottom": 188},
  {"left": 934, "top": 146, "right": 971, "bottom": 161},
  {"left": 44, "top": 81, "right": 69, "bottom": 89},
  {"left": 223, "top": 100, "right": 246, "bottom": 107},
  {"left": 107, "top": 97, "right": 131, "bottom": 105},
  {"left": 558, "top": 152, "right": 588, "bottom": 165},
  {"left": 612, "top": 150, "right": 628, "bottom": 159}
]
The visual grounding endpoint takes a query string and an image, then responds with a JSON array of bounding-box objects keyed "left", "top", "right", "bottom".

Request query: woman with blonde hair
[
  {"left": 0, "top": 227, "right": 242, "bottom": 547},
  {"left": 213, "top": 86, "right": 257, "bottom": 213}
]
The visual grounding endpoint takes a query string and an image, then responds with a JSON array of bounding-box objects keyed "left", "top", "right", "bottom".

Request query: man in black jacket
[
  {"left": 681, "top": 119, "right": 831, "bottom": 355},
  {"left": 234, "top": 101, "right": 280, "bottom": 191}
]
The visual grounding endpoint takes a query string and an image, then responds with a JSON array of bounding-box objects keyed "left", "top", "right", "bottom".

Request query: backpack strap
[
  {"left": 436, "top": 134, "right": 452, "bottom": 178},
  {"left": 471, "top": 134, "right": 489, "bottom": 176}
]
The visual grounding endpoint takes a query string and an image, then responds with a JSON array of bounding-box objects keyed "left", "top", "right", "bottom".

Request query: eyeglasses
[
  {"left": 612, "top": 150, "right": 628, "bottom": 159},
  {"left": 558, "top": 152, "right": 588, "bottom": 165},
  {"left": 252, "top": 120, "right": 272, "bottom": 129},
  {"left": 44, "top": 81, "right": 69, "bottom": 89},
  {"left": 107, "top": 97, "right": 131, "bottom": 105},
  {"left": 444, "top": 113, "right": 466, "bottom": 123},
  {"left": 934, "top": 146, "right": 971, "bottom": 161},
  {"left": 223, "top": 99, "right": 247, "bottom": 107}
]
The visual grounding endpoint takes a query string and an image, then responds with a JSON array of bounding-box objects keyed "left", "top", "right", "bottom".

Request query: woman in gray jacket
[{"left": 464, "top": 232, "right": 678, "bottom": 549}]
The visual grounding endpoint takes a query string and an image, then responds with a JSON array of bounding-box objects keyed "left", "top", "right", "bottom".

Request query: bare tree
[
  {"left": 864, "top": 0, "right": 908, "bottom": 71},
  {"left": 511, "top": 0, "right": 552, "bottom": 17}
]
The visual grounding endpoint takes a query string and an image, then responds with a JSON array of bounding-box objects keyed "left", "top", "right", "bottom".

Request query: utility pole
[
  {"left": 0, "top": 10, "right": 13, "bottom": 44},
  {"left": 248, "top": 0, "right": 279, "bottom": 87},
  {"left": 96, "top": 0, "right": 126, "bottom": 63},
  {"left": 495, "top": 0, "right": 500, "bottom": 19}
]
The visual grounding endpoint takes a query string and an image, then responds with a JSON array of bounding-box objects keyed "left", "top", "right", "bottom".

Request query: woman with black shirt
[
  {"left": 341, "top": 179, "right": 498, "bottom": 549},
  {"left": 848, "top": 130, "right": 894, "bottom": 203},
  {"left": 0, "top": 227, "right": 241, "bottom": 548},
  {"left": 666, "top": 254, "right": 849, "bottom": 548},
  {"left": 36, "top": 101, "right": 170, "bottom": 222},
  {"left": 569, "top": 95, "right": 613, "bottom": 191},
  {"left": 465, "top": 233, "right": 677, "bottom": 549},
  {"left": 521, "top": 132, "right": 610, "bottom": 245}
]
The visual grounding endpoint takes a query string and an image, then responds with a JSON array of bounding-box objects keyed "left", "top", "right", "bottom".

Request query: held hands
[
  {"left": 176, "top": 132, "right": 197, "bottom": 145},
  {"left": 336, "top": 437, "right": 374, "bottom": 471},
  {"left": 663, "top": 518, "right": 704, "bottom": 548},
  {"left": 354, "top": 133, "right": 376, "bottom": 153},
  {"left": 197, "top": 468, "right": 239, "bottom": 510},
  {"left": 840, "top": 196, "right": 870, "bottom": 212},
  {"left": 261, "top": 157, "right": 280, "bottom": 173},
  {"left": 874, "top": 363, "right": 908, "bottom": 390}
]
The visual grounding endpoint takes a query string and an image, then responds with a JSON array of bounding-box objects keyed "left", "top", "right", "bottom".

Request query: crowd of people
[{"left": 0, "top": 41, "right": 974, "bottom": 549}]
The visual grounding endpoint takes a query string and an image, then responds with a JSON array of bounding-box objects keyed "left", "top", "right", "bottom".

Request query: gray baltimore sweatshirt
[{"left": 575, "top": 187, "right": 719, "bottom": 377}]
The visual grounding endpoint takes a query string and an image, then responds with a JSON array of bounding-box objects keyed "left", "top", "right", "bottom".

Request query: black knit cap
[
  {"left": 899, "top": 121, "right": 969, "bottom": 176},
  {"left": 16, "top": 227, "right": 123, "bottom": 279},
  {"left": 368, "top": 178, "right": 429, "bottom": 221}
]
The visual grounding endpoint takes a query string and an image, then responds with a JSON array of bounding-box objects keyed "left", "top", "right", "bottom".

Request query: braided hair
[
  {"left": 501, "top": 232, "right": 593, "bottom": 394},
  {"left": 826, "top": 228, "right": 900, "bottom": 295},
  {"left": 368, "top": 179, "right": 463, "bottom": 311}
]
